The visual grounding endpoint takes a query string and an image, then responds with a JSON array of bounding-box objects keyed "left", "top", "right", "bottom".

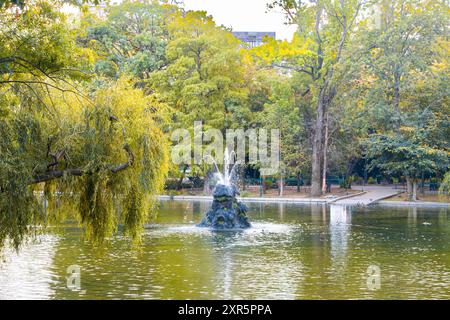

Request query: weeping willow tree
[{"left": 0, "top": 1, "right": 169, "bottom": 250}]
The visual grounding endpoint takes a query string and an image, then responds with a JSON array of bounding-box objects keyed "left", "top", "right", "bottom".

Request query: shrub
[
  {"left": 240, "top": 191, "right": 251, "bottom": 198},
  {"left": 340, "top": 176, "right": 354, "bottom": 189},
  {"left": 439, "top": 172, "right": 450, "bottom": 195},
  {"left": 264, "top": 180, "right": 273, "bottom": 189}
]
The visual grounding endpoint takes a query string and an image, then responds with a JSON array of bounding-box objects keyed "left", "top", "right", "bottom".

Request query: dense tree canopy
[
  {"left": 150, "top": 10, "right": 251, "bottom": 130},
  {"left": 341, "top": 0, "right": 450, "bottom": 199},
  {"left": 260, "top": 0, "right": 449, "bottom": 196},
  {"left": 256, "top": 0, "right": 365, "bottom": 196},
  {"left": 81, "top": 1, "right": 174, "bottom": 80}
]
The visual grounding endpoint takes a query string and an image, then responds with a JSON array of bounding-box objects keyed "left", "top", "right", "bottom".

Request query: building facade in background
[{"left": 232, "top": 31, "right": 276, "bottom": 48}]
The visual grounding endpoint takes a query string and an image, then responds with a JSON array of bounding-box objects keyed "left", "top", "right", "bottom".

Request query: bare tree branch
[{"left": 271, "top": 63, "right": 314, "bottom": 77}]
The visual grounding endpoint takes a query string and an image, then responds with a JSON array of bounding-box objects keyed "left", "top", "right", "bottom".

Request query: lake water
[{"left": 0, "top": 201, "right": 449, "bottom": 300}]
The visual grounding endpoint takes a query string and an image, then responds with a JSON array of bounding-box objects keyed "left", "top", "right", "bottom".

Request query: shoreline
[
  {"left": 376, "top": 200, "right": 449, "bottom": 208},
  {"left": 157, "top": 195, "right": 449, "bottom": 208}
]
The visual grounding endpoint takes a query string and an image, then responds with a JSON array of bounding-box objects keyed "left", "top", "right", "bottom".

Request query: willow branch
[
  {"left": 31, "top": 144, "right": 135, "bottom": 184},
  {"left": 0, "top": 80, "right": 79, "bottom": 95},
  {"left": 111, "top": 144, "right": 135, "bottom": 174}
]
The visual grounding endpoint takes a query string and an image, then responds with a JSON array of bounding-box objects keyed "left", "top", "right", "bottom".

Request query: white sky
[{"left": 183, "top": 0, "right": 296, "bottom": 40}]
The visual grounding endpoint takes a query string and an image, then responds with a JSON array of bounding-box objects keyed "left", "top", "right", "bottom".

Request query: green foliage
[
  {"left": 151, "top": 10, "right": 250, "bottom": 130},
  {"left": 0, "top": 0, "right": 100, "bottom": 8},
  {"left": 73, "top": 78, "right": 169, "bottom": 243},
  {"left": 80, "top": 0, "right": 175, "bottom": 80},
  {"left": 255, "top": 0, "right": 366, "bottom": 196},
  {"left": 0, "top": 3, "right": 168, "bottom": 250},
  {"left": 340, "top": 176, "right": 354, "bottom": 189},
  {"left": 364, "top": 134, "right": 448, "bottom": 179},
  {"left": 439, "top": 172, "right": 450, "bottom": 195},
  {"left": 264, "top": 180, "right": 274, "bottom": 189},
  {"left": 344, "top": 0, "right": 448, "bottom": 130},
  {"left": 0, "top": 1, "right": 92, "bottom": 81},
  {"left": 258, "top": 73, "right": 308, "bottom": 177},
  {"left": 149, "top": 9, "right": 256, "bottom": 182},
  {"left": 240, "top": 191, "right": 251, "bottom": 198},
  {"left": 344, "top": 0, "right": 450, "bottom": 184}
]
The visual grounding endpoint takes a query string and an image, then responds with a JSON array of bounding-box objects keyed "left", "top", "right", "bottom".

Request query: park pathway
[{"left": 333, "top": 185, "right": 401, "bottom": 206}]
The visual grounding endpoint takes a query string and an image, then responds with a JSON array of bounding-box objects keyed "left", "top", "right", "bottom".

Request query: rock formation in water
[{"left": 197, "top": 184, "right": 251, "bottom": 230}]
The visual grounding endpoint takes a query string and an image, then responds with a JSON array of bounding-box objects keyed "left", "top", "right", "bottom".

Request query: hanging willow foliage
[
  {"left": 0, "top": 77, "right": 169, "bottom": 250},
  {"left": 0, "top": 0, "right": 169, "bottom": 253}
]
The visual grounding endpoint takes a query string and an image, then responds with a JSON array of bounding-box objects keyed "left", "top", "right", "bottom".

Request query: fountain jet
[{"left": 198, "top": 148, "right": 251, "bottom": 230}]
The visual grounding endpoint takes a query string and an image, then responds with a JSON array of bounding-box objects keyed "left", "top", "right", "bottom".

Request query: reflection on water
[
  {"left": 0, "top": 235, "right": 58, "bottom": 299},
  {"left": 330, "top": 205, "right": 351, "bottom": 260},
  {"left": 0, "top": 201, "right": 449, "bottom": 300},
  {"left": 408, "top": 207, "right": 418, "bottom": 225}
]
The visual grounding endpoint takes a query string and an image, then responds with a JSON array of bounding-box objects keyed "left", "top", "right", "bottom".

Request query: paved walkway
[
  {"left": 333, "top": 185, "right": 401, "bottom": 206},
  {"left": 158, "top": 186, "right": 450, "bottom": 207}
]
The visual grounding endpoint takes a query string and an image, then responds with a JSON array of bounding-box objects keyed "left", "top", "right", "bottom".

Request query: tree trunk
[
  {"left": 177, "top": 165, "right": 188, "bottom": 190},
  {"left": 261, "top": 176, "right": 266, "bottom": 195},
  {"left": 311, "top": 99, "right": 325, "bottom": 197},
  {"left": 304, "top": 0, "right": 358, "bottom": 197},
  {"left": 297, "top": 172, "right": 301, "bottom": 193},
  {"left": 406, "top": 177, "right": 413, "bottom": 201},
  {"left": 259, "top": 177, "right": 263, "bottom": 197},
  {"left": 279, "top": 173, "right": 284, "bottom": 197},
  {"left": 412, "top": 180, "right": 418, "bottom": 201},
  {"left": 420, "top": 172, "right": 425, "bottom": 194},
  {"left": 322, "top": 113, "right": 329, "bottom": 194}
]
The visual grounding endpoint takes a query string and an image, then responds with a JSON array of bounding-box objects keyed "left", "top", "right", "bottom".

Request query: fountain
[{"left": 197, "top": 149, "right": 251, "bottom": 230}]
